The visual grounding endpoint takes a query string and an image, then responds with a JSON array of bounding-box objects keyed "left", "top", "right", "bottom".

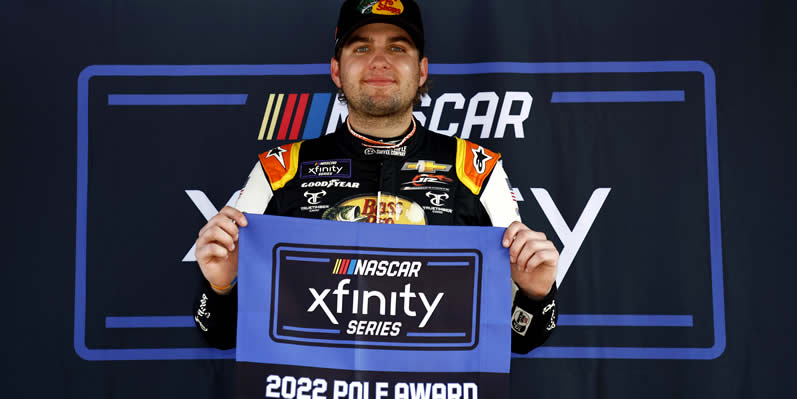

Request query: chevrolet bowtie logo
[{"left": 401, "top": 160, "right": 452, "bottom": 173}]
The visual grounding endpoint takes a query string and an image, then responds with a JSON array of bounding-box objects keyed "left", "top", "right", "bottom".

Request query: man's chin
[{"left": 353, "top": 98, "right": 409, "bottom": 117}]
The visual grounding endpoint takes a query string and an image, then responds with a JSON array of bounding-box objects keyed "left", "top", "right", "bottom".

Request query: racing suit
[{"left": 193, "top": 119, "right": 557, "bottom": 354}]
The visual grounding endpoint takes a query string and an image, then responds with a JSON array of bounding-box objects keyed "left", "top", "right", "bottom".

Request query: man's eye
[
  {"left": 354, "top": 47, "right": 369, "bottom": 53},
  {"left": 391, "top": 46, "right": 406, "bottom": 52}
]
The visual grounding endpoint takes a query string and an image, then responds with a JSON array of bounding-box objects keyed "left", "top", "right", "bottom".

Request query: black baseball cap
[{"left": 334, "top": 0, "right": 425, "bottom": 56}]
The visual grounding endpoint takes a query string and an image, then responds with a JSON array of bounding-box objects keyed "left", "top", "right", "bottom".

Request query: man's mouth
[{"left": 363, "top": 78, "right": 395, "bottom": 86}]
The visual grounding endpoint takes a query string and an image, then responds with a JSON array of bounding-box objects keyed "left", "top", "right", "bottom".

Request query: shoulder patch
[
  {"left": 258, "top": 141, "right": 303, "bottom": 191},
  {"left": 455, "top": 138, "right": 501, "bottom": 195}
]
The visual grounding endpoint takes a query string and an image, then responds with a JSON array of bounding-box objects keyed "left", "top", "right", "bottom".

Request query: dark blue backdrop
[{"left": 1, "top": 0, "right": 795, "bottom": 398}]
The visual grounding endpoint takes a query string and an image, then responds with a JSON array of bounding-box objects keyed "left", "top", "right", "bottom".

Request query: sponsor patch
[
  {"left": 425, "top": 191, "right": 449, "bottom": 207},
  {"left": 455, "top": 139, "right": 500, "bottom": 195},
  {"left": 303, "top": 190, "right": 327, "bottom": 205},
  {"left": 401, "top": 173, "right": 453, "bottom": 187},
  {"left": 322, "top": 194, "right": 426, "bottom": 224},
  {"left": 511, "top": 308, "right": 532, "bottom": 336},
  {"left": 300, "top": 191, "right": 330, "bottom": 213},
  {"left": 300, "top": 159, "right": 351, "bottom": 179},
  {"left": 258, "top": 141, "right": 303, "bottom": 191},
  {"left": 358, "top": 0, "right": 404, "bottom": 16},
  {"left": 422, "top": 206, "right": 453, "bottom": 215},
  {"left": 265, "top": 146, "right": 288, "bottom": 169},
  {"left": 363, "top": 146, "right": 407, "bottom": 157},
  {"left": 423, "top": 191, "right": 453, "bottom": 215},
  {"left": 401, "top": 160, "right": 452, "bottom": 173},
  {"left": 543, "top": 300, "right": 557, "bottom": 331},
  {"left": 401, "top": 185, "right": 449, "bottom": 192},
  {"left": 300, "top": 179, "right": 360, "bottom": 189},
  {"left": 471, "top": 146, "right": 494, "bottom": 174},
  {"left": 300, "top": 205, "right": 330, "bottom": 213}
]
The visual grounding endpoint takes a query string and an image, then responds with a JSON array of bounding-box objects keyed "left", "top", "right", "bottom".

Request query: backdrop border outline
[{"left": 74, "top": 61, "right": 724, "bottom": 361}]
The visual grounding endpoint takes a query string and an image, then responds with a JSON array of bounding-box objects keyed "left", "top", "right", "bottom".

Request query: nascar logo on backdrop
[{"left": 257, "top": 92, "right": 534, "bottom": 141}]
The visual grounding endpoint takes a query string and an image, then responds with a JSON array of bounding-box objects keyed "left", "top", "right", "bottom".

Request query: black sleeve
[
  {"left": 510, "top": 282, "right": 558, "bottom": 354},
  {"left": 470, "top": 187, "right": 559, "bottom": 354},
  {"left": 192, "top": 279, "right": 238, "bottom": 350}
]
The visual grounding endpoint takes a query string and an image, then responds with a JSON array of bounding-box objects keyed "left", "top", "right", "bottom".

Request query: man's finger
[
  {"left": 196, "top": 242, "right": 229, "bottom": 263},
  {"left": 507, "top": 229, "right": 544, "bottom": 259},
  {"left": 510, "top": 236, "right": 555, "bottom": 266},
  {"left": 515, "top": 243, "right": 537, "bottom": 271},
  {"left": 219, "top": 206, "right": 248, "bottom": 227},
  {"left": 213, "top": 217, "right": 240, "bottom": 242},
  {"left": 199, "top": 211, "right": 243, "bottom": 239},
  {"left": 502, "top": 221, "right": 525, "bottom": 247},
  {"left": 525, "top": 249, "right": 559, "bottom": 272},
  {"left": 198, "top": 226, "right": 236, "bottom": 251},
  {"left": 504, "top": 225, "right": 546, "bottom": 248}
]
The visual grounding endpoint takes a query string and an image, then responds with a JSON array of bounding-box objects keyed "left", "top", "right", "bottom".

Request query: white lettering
[
  {"left": 410, "top": 383, "right": 432, "bottom": 399},
  {"left": 326, "top": 99, "right": 348, "bottom": 134},
  {"left": 395, "top": 383, "right": 409, "bottom": 399},
  {"left": 432, "top": 383, "right": 446, "bottom": 399},
  {"left": 376, "top": 382, "right": 389, "bottom": 399},
  {"left": 308, "top": 287, "right": 338, "bottom": 325},
  {"left": 461, "top": 92, "right": 499, "bottom": 139},
  {"left": 494, "top": 91, "right": 532, "bottom": 138},
  {"left": 182, "top": 190, "right": 240, "bottom": 262},
  {"left": 429, "top": 93, "right": 466, "bottom": 136},
  {"left": 412, "top": 93, "right": 432, "bottom": 126},
  {"left": 531, "top": 188, "right": 611, "bottom": 286},
  {"left": 464, "top": 383, "right": 478, "bottom": 398},
  {"left": 400, "top": 283, "right": 417, "bottom": 317},
  {"left": 333, "top": 380, "right": 348, "bottom": 399},
  {"left": 394, "top": 382, "right": 476, "bottom": 399},
  {"left": 308, "top": 281, "right": 444, "bottom": 324},
  {"left": 362, "top": 290, "right": 386, "bottom": 315},
  {"left": 333, "top": 279, "right": 350, "bottom": 314},
  {"left": 418, "top": 293, "right": 444, "bottom": 328},
  {"left": 447, "top": 383, "right": 462, "bottom": 399}
]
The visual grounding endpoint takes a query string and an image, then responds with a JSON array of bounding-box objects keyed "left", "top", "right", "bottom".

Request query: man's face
[{"left": 331, "top": 23, "right": 428, "bottom": 118}]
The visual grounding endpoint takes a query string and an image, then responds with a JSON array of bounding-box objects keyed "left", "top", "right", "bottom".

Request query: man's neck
[{"left": 346, "top": 109, "right": 414, "bottom": 138}]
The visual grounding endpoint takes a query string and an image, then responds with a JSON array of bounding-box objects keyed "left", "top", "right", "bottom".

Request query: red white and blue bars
[
  {"left": 258, "top": 92, "right": 332, "bottom": 141},
  {"left": 332, "top": 258, "right": 356, "bottom": 275}
]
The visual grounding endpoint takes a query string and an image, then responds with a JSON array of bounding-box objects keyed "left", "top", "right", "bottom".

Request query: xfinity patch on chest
[{"left": 300, "top": 159, "right": 352, "bottom": 179}]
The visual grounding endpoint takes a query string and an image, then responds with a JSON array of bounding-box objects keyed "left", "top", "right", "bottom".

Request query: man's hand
[
  {"left": 195, "top": 206, "right": 248, "bottom": 295},
  {"left": 502, "top": 221, "right": 558, "bottom": 300}
]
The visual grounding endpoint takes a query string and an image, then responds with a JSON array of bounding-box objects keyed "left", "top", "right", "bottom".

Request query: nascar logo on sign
[{"left": 269, "top": 244, "right": 483, "bottom": 349}]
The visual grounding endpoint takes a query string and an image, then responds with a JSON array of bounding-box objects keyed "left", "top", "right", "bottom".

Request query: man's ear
[
  {"left": 330, "top": 57, "right": 342, "bottom": 88},
  {"left": 418, "top": 56, "right": 429, "bottom": 87}
]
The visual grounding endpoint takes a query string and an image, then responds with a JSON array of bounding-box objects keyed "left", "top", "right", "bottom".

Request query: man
[{"left": 193, "top": 0, "right": 558, "bottom": 354}]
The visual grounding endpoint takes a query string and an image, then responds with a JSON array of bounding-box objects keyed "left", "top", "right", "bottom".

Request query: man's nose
[{"left": 368, "top": 49, "right": 391, "bottom": 69}]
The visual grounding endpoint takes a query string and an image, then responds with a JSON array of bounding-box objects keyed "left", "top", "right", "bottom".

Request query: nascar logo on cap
[{"left": 358, "top": 0, "right": 404, "bottom": 15}]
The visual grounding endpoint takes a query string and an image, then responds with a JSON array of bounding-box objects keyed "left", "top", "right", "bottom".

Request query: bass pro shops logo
[
  {"left": 357, "top": 0, "right": 404, "bottom": 16},
  {"left": 270, "top": 244, "right": 483, "bottom": 349}
]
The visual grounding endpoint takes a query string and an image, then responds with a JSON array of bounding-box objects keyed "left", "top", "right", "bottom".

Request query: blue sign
[{"left": 235, "top": 215, "right": 511, "bottom": 397}]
